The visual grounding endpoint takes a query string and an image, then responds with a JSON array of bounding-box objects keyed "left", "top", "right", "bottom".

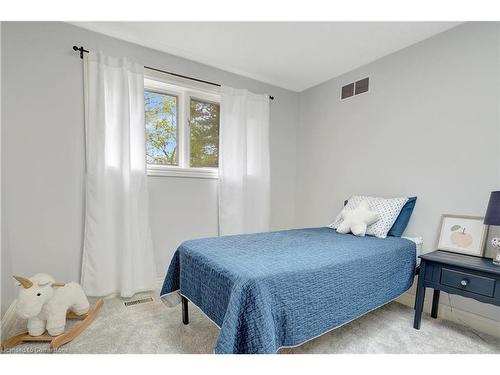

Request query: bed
[{"left": 160, "top": 227, "right": 418, "bottom": 354}]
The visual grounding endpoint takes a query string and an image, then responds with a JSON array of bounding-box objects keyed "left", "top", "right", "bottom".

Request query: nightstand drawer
[{"left": 441, "top": 268, "right": 495, "bottom": 297}]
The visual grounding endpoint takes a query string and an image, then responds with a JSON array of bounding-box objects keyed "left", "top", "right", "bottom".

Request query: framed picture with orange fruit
[{"left": 437, "top": 214, "right": 488, "bottom": 257}]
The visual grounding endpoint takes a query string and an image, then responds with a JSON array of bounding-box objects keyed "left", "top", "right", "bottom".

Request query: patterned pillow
[{"left": 330, "top": 196, "right": 408, "bottom": 238}]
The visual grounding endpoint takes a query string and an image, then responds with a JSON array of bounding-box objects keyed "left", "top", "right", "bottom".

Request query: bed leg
[{"left": 181, "top": 296, "right": 189, "bottom": 325}]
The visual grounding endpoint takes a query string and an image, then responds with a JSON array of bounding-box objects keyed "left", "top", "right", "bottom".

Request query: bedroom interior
[{"left": 0, "top": 1, "right": 499, "bottom": 370}]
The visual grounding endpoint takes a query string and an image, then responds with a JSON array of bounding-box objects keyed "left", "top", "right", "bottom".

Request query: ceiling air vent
[{"left": 341, "top": 77, "right": 369, "bottom": 100}]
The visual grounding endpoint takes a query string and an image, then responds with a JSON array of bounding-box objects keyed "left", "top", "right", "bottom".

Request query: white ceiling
[{"left": 72, "top": 22, "right": 461, "bottom": 92}]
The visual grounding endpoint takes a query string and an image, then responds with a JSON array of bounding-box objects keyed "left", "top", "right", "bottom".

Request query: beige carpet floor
[{"left": 3, "top": 291, "right": 499, "bottom": 354}]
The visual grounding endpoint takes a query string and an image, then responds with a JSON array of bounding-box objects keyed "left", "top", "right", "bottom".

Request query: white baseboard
[
  {"left": 156, "top": 276, "right": 164, "bottom": 289},
  {"left": 0, "top": 299, "right": 17, "bottom": 341},
  {"left": 396, "top": 292, "right": 500, "bottom": 338}
]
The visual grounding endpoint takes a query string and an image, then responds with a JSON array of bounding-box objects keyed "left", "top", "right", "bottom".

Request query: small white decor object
[
  {"left": 336, "top": 200, "right": 380, "bottom": 236},
  {"left": 483, "top": 191, "right": 500, "bottom": 265},
  {"left": 491, "top": 238, "right": 500, "bottom": 265},
  {"left": 437, "top": 215, "right": 487, "bottom": 257},
  {"left": 14, "top": 273, "right": 90, "bottom": 336},
  {"left": 330, "top": 195, "right": 408, "bottom": 238}
]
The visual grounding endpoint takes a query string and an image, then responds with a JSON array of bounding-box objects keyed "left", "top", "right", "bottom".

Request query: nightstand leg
[
  {"left": 413, "top": 262, "right": 426, "bottom": 330},
  {"left": 431, "top": 289, "right": 440, "bottom": 319}
]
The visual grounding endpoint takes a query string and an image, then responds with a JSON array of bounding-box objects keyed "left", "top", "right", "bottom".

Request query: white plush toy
[
  {"left": 336, "top": 200, "right": 379, "bottom": 236},
  {"left": 14, "top": 274, "right": 90, "bottom": 336}
]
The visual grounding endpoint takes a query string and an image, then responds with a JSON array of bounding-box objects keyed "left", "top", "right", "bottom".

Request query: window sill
[{"left": 147, "top": 165, "right": 219, "bottom": 179}]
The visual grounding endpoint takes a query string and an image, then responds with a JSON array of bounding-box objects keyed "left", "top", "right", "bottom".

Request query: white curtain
[
  {"left": 81, "top": 52, "right": 155, "bottom": 298},
  {"left": 219, "top": 86, "right": 271, "bottom": 235}
]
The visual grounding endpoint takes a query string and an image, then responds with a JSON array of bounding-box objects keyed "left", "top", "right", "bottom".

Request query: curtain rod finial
[{"left": 72, "top": 45, "right": 88, "bottom": 59}]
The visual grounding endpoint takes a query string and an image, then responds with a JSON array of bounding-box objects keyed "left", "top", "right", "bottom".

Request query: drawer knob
[{"left": 460, "top": 279, "right": 468, "bottom": 287}]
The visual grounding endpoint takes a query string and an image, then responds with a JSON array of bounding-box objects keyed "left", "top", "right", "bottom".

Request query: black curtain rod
[{"left": 73, "top": 46, "right": 275, "bottom": 100}]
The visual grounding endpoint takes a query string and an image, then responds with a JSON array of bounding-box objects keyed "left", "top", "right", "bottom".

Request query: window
[
  {"left": 145, "top": 91, "right": 178, "bottom": 166},
  {"left": 189, "top": 98, "right": 220, "bottom": 168},
  {"left": 144, "top": 78, "right": 220, "bottom": 178}
]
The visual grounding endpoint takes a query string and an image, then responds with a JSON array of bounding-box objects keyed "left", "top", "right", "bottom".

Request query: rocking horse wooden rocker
[{"left": 1, "top": 274, "right": 103, "bottom": 351}]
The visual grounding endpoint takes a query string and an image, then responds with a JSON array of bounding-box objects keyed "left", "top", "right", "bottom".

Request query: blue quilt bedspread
[{"left": 160, "top": 227, "right": 416, "bottom": 354}]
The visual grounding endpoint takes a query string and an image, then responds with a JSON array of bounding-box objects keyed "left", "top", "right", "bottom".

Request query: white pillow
[
  {"left": 330, "top": 195, "right": 408, "bottom": 238},
  {"left": 336, "top": 200, "right": 380, "bottom": 236}
]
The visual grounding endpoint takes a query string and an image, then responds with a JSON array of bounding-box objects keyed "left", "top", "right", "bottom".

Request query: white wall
[
  {"left": 296, "top": 22, "right": 500, "bottom": 323},
  {"left": 0, "top": 22, "right": 298, "bottom": 313},
  {"left": 0, "top": 21, "right": 13, "bottom": 320}
]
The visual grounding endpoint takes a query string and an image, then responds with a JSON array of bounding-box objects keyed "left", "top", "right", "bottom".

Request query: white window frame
[{"left": 144, "top": 76, "right": 220, "bottom": 179}]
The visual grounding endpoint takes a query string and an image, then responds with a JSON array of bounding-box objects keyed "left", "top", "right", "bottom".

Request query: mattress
[
  {"left": 160, "top": 227, "right": 416, "bottom": 354},
  {"left": 404, "top": 236, "right": 424, "bottom": 265}
]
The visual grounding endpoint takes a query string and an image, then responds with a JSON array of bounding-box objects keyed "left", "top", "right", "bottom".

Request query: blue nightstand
[{"left": 413, "top": 250, "right": 500, "bottom": 329}]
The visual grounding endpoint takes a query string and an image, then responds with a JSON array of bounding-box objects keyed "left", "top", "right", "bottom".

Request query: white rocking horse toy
[{"left": 1, "top": 273, "right": 103, "bottom": 350}]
